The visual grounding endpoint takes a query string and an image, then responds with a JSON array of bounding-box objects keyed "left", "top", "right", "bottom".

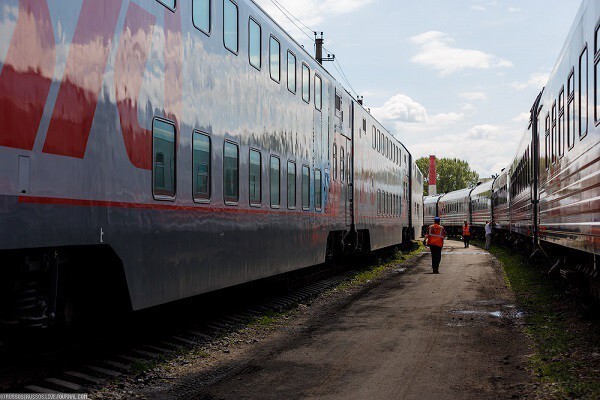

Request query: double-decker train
[
  {"left": 0, "top": 0, "right": 423, "bottom": 328},
  {"left": 425, "top": 0, "right": 599, "bottom": 296}
]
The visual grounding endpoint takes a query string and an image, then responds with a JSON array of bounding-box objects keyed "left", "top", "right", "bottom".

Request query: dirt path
[{"left": 145, "top": 241, "right": 532, "bottom": 400}]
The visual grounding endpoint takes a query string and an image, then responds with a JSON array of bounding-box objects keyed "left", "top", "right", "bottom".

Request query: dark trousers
[
  {"left": 463, "top": 235, "right": 470, "bottom": 248},
  {"left": 430, "top": 245, "right": 442, "bottom": 272}
]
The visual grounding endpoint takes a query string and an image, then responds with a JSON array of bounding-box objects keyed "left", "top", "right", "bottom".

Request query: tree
[{"left": 416, "top": 157, "right": 479, "bottom": 196}]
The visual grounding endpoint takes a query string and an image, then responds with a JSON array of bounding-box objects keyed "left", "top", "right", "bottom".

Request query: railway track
[{"left": 0, "top": 251, "right": 396, "bottom": 395}]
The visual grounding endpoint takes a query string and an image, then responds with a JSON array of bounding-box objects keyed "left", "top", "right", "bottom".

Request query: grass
[
  {"left": 475, "top": 239, "right": 600, "bottom": 399},
  {"left": 337, "top": 241, "right": 424, "bottom": 290},
  {"left": 251, "top": 311, "right": 283, "bottom": 327}
]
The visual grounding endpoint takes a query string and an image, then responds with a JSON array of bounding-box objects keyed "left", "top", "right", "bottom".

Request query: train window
[
  {"left": 363, "top": 118, "right": 367, "bottom": 133},
  {"left": 302, "top": 63, "right": 310, "bottom": 103},
  {"left": 332, "top": 143, "right": 337, "bottom": 181},
  {"left": 385, "top": 137, "right": 389, "bottom": 159},
  {"left": 551, "top": 101, "right": 556, "bottom": 164},
  {"left": 248, "top": 18, "right": 261, "bottom": 70},
  {"left": 568, "top": 70, "right": 576, "bottom": 149},
  {"left": 270, "top": 156, "right": 280, "bottom": 208},
  {"left": 287, "top": 161, "right": 296, "bottom": 209},
  {"left": 302, "top": 165, "right": 310, "bottom": 210},
  {"left": 315, "top": 169, "right": 322, "bottom": 211},
  {"left": 315, "top": 75, "right": 322, "bottom": 111},
  {"left": 596, "top": 22, "right": 600, "bottom": 126},
  {"left": 335, "top": 93, "right": 342, "bottom": 111},
  {"left": 372, "top": 126, "right": 376, "bottom": 149},
  {"left": 579, "top": 46, "right": 588, "bottom": 139},
  {"left": 544, "top": 112, "right": 550, "bottom": 169},
  {"left": 377, "top": 190, "right": 380, "bottom": 215},
  {"left": 558, "top": 87, "right": 565, "bottom": 158},
  {"left": 340, "top": 147, "right": 345, "bottom": 183},
  {"left": 193, "top": 131, "right": 211, "bottom": 201},
  {"left": 192, "top": 0, "right": 210, "bottom": 34},
  {"left": 287, "top": 51, "right": 297, "bottom": 93},
  {"left": 153, "top": 119, "right": 176, "bottom": 200},
  {"left": 348, "top": 153, "right": 351, "bottom": 183},
  {"left": 223, "top": 0, "right": 238, "bottom": 54},
  {"left": 157, "top": 0, "right": 176, "bottom": 11},
  {"left": 224, "top": 141, "right": 239, "bottom": 204},
  {"left": 249, "top": 149, "right": 261, "bottom": 206},
  {"left": 269, "top": 36, "right": 280, "bottom": 82}
]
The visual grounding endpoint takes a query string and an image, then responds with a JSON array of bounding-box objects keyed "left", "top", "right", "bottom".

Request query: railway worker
[
  {"left": 425, "top": 216, "right": 447, "bottom": 274},
  {"left": 462, "top": 221, "right": 471, "bottom": 248},
  {"left": 485, "top": 221, "right": 492, "bottom": 250}
]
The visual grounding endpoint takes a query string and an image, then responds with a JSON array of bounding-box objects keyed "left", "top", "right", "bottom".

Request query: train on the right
[{"left": 424, "top": 0, "right": 599, "bottom": 298}]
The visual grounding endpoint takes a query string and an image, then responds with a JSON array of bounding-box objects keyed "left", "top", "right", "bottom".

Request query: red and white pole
[{"left": 429, "top": 155, "right": 437, "bottom": 195}]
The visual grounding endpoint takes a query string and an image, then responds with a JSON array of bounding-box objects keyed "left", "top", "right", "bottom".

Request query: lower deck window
[
  {"left": 153, "top": 119, "right": 176, "bottom": 199},
  {"left": 270, "top": 156, "right": 280, "bottom": 208},
  {"left": 315, "top": 169, "right": 322, "bottom": 210},
  {"left": 249, "top": 149, "right": 261, "bottom": 205},
  {"left": 302, "top": 165, "right": 310, "bottom": 210},
  {"left": 287, "top": 161, "right": 296, "bottom": 209},
  {"left": 193, "top": 131, "right": 211, "bottom": 201},
  {"left": 224, "top": 141, "right": 239, "bottom": 203}
]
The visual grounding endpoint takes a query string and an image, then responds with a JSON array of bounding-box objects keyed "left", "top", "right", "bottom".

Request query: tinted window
[
  {"left": 192, "top": 0, "right": 210, "bottom": 34},
  {"left": 302, "top": 64, "right": 310, "bottom": 103},
  {"left": 224, "top": 0, "right": 238, "bottom": 53},
  {"left": 315, "top": 75, "right": 322, "bottom": 110},
  {"left": 249, "top": 18, "right": 261, "bottom": 69},
  {"left": 315, "top": 169, "right": 322, "bottom": 210},
  {"left": 270, "top": 36, "right": 280, "bottom": 82},
  {"left": 558, "top": 88, "right": 564, "bottom": 157},
  {"left": 270, "top": 156, "right": 280, "bottom": 208},
  {"left": 596, "top": 25, "right": 600, "bottom": 124},
  {"left": 332, "top": 143, "right": 337, "bottom": 181},
  {"left": 287, "top": 161, "right": 296, "bottom": 209},
  {"left": 153, "top": 119, "right": 176, "bottom": 198},
  {"left": 551, "top": 102, "right": 556, "bottom": 163},
  {"left": 193, "top": 131, "right": 210, "bottom": 200},
  {"left": 287, "top": 51, "right": 296, "bottom": 93},
  {"left": 340, "top": 148, "right": 345, "bottom": 183},
  {"left": 224, "top": 142, "right": 239, "bottom": 203},
  {"left": 249, "top": 149, "right": 261, "bottom": 205},
  {"left": 580, "top": 46, "right": 588, "bottom": 138},
  {"left": 568, "top": 71, "right": 575, "bottom": 149},
  {"left": 372, "top": 127, "right": 376, "bottom": 149},
  {"left": 302, "top": 165, "right": 310, "bottom": 210}
]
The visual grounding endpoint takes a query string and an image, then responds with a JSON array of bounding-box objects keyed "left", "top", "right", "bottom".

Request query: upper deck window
[
  {"left": 568, "top": 70, "right": 575, "bottom": 149},
  {"left": 223, "top": 0, "right": 238, "bottom": 54},
  {"left": 302, "top": 64, "right": 310, "bottom": 103},
  {"left": 270, "top": 36, "right": 281, "bottom": 82},
  {"left": 315, "top": 75, "right": 322, "bottom": 111},
  {"left": 579, "top": 46, "right": 588, "bottom": 138},
  {"left": 249, "top": 18, "right": 261, "bottom": 70},
  {"left": 287, "top": 51, "right": 297, "bottom": 93},
  {"left": 157, "top": 0, "right": 176, "bottom": 11},
  {"left": 192, "top": 0, "right": 210, "bottom": 35},
  {"left": 595, "top": 22, "right": 600, "bottom": 125}
]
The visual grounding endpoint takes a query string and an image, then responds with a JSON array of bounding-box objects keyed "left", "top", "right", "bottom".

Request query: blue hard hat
[{"left": 434, "top": 216, "right": 441, "bottom": 222}]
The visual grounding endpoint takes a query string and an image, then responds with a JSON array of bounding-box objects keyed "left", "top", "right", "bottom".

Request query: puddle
[{"left": 452, "top": 310, "right": 504, "bottom": 318}]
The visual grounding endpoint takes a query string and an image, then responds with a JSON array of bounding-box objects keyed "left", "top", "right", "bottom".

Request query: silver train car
[
  {"left": 423, "top": 0, "right": 599, "bottom": 297},
  {"left": 0, "top": 0, "right": 422, "bottom": 328}
]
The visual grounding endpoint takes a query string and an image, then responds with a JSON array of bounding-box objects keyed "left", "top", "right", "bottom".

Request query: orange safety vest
[
  {"left": 427, "top": 224, "right": 446, "bottom": 247},
  {"left": 462, "top": 225, "right": 470, "bottom": 236}
]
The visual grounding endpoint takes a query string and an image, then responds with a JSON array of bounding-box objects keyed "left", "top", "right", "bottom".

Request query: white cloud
[
  {"left": 511, "top": 71, "right": 550, "bottom": 90},
  {"left": 471, "top": 5, "right": 486, "bottom": 11},
  {"left": 371, "top": 94, "right": 428, "bottom": 123},
  {"left": 460, "top": 91, "right": 487, "bottom": 101},
  {"left": 410, "top": 31, "right": 514, "bottom": 76},
  {"left": 508, "top": 7, "right": 521, "bottom": 12},
  {"left": 512, "top": 112, "right": 530, "bottom": 123}
]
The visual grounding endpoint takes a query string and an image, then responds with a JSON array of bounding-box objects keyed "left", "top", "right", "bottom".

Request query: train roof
[
  {"left": 423, "top": 195, "right": 443, "bottom": 205},
  {"left": 438, "top": 187, "right": 473, "bottom": 202},
  {"left": 470, "top": 179, "right": 494, "bottom": 196}
]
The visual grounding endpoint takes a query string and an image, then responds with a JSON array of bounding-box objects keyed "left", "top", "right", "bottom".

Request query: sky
[{"left": 253, "top": 0, "right": 582, "bottom": 178}]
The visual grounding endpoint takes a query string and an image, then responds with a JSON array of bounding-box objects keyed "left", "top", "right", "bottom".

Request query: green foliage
[{"left": 416, "top": 157, "right": 479, "bottom": 196}]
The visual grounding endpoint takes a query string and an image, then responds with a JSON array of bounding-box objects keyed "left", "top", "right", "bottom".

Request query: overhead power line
[{"left": 269, "top": 0, "right": 315, "bottom": 42}]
